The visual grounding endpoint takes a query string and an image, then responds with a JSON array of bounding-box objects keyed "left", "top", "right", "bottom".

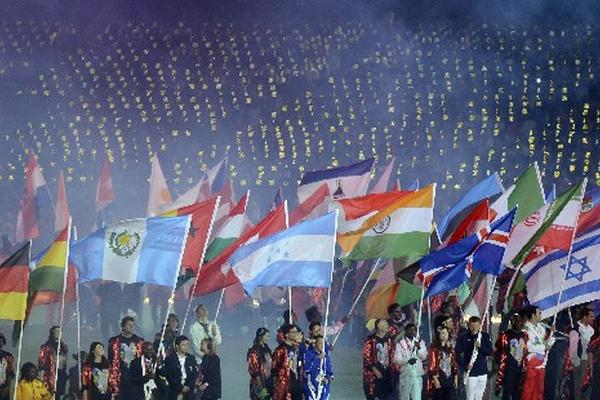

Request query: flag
[
  {"left": 16, "top": 152, "right": 48, "bottom": 242},
  {"left": 393, "top": 179, "right": 401, "bottom": 191},
  {"left": 523, "top": 227, "right": 600, "bottom": 318},
  {"left": 54, "top": 171, "right": 70, "bottom": 233},
  {"left": 576, "top": 185, "right": 600, "bottom": 235},
  {"left": 441, "top": 199, "right": 489, "bottom": 247},
  {"left": 420, "top": 209, "right": 516, "bottom": 295},
  {"left": 0, "top": 242, "right": 30, "bottom": 320},
  {"left": 96, "top": 157, "right": 115, "bottom": 213},
  {"left": 336, "top": 185, "right": 435, "bottom": 260},
  {"left": 297, "top": 158, "right": 374, "bottom": 203},
  {"left": 162, "top": 198, "right": 220, "bottom": 274},
  {"left": 370, "top": 158, "right": 395, "bottom": 194},
  {"left": 147, "top": 155, "right": 173, "bottom": 216},
  {"left": 365, "top": 260, "right": 421, "bottom": 320},
  {"left": 198, "top": 158, "right": 229, "bottom": 201},
  {"left": 70, "top": 215, "right": 190, "bottom": 286},
  {"left": 271, "top": 187, "right": 283, "bottom": 210},
  {"left": 491, "top": 163, "right": 545, "bottom": 224},
  {"left": 289, "top": 183, "right": 330, "bottom": 226},
  {"left": 511, "top": 181, "right": 585, "bottom": 267},
  {"left": 230, "top": 212, "right": 337, "bottom": 295},
  {"left": 204, "top": 193, "right": 249, "bottom": 262},
  {"left": 193, "top": 204, "right": 287, "bottom": 297},
  {"left": 30, "top": 224, "right": 71, "bottom": 293},
  {"left": 438, "top": 173, "right": 503, "bottom": 239}
]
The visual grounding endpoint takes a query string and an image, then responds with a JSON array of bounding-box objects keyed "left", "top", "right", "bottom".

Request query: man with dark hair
[
  {"left": 38, "top": 326, "right": 68, "bottom": 396},
  {"left": 272, "top": 324, "right": 302, "bottom": 400},
  {"left": 456, "top": 316, "right": 493, "bottom": 400},
  {"left": 129, "top": 341, "right": 159, "bottom": 400},
  {"left": 521, "top": 305, "right": 555, "bottom": 400},
  {"left": 190, "top": 304, "right": 221, "bottom": 361},
  {"left": 363, "top": 318, "right": 394, "bottom": 400},
  {"left": 0, "top": 332, "right": 14, "bottom": 400},
  {"left": 495, "top": 313, "right": 527, "bottom": 400},
  {"left": 569, "top": 307, "right": 594, "bottom": 400},
  {"left": 108, "top": 316, "right": 144, "bottom": 399},
  {"left": 387, "top": 303, "right": 407, "bottom": 340},
  {"left": 163, "top": 335, "right": 198, "bottom": 400}
]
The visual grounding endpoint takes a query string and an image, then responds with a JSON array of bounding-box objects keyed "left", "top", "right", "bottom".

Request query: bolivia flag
[
  {"left": 336, "top": 185, "right": 435, "bottom": 263},
  {"left": 0, "top": 242, "right": 30, "bottom": 321},
  {"left": 30, "top": 225, "right": 70, "bottom": 293}
]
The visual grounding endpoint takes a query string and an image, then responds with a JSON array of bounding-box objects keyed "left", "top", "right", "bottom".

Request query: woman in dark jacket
[{"left": 197, "top": 338, "right": 221, "bottom": 400}]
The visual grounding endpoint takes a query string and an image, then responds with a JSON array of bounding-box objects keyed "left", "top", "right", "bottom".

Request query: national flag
[
  {"left": 70, "top": 215, "right": 190, "bottom": 287},
  {"left": 289, "top": 183, "right": 330, "bottom": 226},
  {"left": 198, "top": 158, "right": 229, "bottom": 201},
  {"left": 147, "top": 155, "right": 173, "bottom": 216},
  {"left": 437, "top": 173, "right": 503, "bottom": 239},
  {"left": 162, "top": 198, "right": 220, "bottom": 274},
  {"left": 370, "top": 158, "right": 395, "bottom": 194},
  {"left": 441, "top": 199, "right": 490, "bottom": 247},
  {"left": 16, "top": 152, "right": 48, "bottom": 242},
  {"left": 271, "top": 187, "right": 283, "bottom": 210},
  {"left": 54, "top": 171, "right": 70, "bottom": 233},
  {"left": 511, "top": 181, "right": 585, "bottom": 267},
  {"left": 193, "top": 204, "right": 287, "bottom": 297},
  {"left": 336, "top": 186, "right": 435, "bottom": 261},
  {"left": 576, "top": 185, "right": 600, "bottom": 235},
  {"left": 0, "top": 242, "right": 30, "bottom": 321},
  {"left": 204, "top": 193, "right": 249, "bottom": 262},
  {"left": 490, "top": 163, "right": 545, "bottom": 224},
  {"left": 523, "top": 227, "right": 600, "bottom": 318},
  {"left": 393, "top": 179, "right": 401, "bottom": 191},
  {"left": 419, "top": 209, "right": 516, "bottom": 294},
  {"left": 229, "top": 212, "right": 337, "bottom": 295},
  {"left": 297, "top": 158, "right": 374, "bottom": 203},
  {"left": 96, "top": 157, "right": 115, "bottom": 213},
  {"left": 365, "top": 260, "right": 421, "bottom": 320},
  {"left": 30, "top": 224, "right": 71, "bottom": 293}
]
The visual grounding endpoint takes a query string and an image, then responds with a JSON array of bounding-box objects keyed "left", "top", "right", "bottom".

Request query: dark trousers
[
  {"left": 502, "top": 362, "right": 523, "bottom": 400},
  {"left": 432, "top": 386, "right": 455, "bottom": 400}
]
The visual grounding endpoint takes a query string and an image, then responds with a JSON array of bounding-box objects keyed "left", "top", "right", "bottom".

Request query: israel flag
[
  {"left": 230, "top": 212, "right": 337, "bottom": 296},
  {"left": 524, "top": 227, "right": 600, "bottom": 319},
  {"left": 70, "top": 215, "right": 190, "bottom": 287}
]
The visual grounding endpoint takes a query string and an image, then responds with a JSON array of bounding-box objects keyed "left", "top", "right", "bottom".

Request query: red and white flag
[
  {"left": 147, "top": 155, "right": 173, "bottom": 216},
  {"left": 54, "top": 171, "right": 70, "bottom": 233},
  {"left": 96, "top": 157, "right": 115, "bottom": 213},
  {"left": 16, "top": 152, "right": 47, "bottom": 242}
]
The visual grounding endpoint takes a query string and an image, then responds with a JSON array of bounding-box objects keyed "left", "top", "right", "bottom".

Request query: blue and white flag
[
  {"left": 70, "top": 215, "right": 191, "bottom": 287},
  {"left": 523, "top": 227, "right": 600, "bottom": 319},
  {"left": 437, "top": 173, "right": 504, "bottom": 239},
  {"left": 230, "top": 212, "right": 337, "bottom": 295},
  {"left": 297, "top": 159, "right": 374, "bottom": 203},
  {"left": 421, "top": 209, "right": 516, "bottom": 297}
]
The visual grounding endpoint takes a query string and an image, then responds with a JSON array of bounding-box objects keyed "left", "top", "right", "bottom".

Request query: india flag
[{"left": 335, "top": 185, "right": 435, "bottom": 262}]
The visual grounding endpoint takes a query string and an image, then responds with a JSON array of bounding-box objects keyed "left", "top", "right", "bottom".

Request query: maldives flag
[
  {"left": 162, "top": 197, "right": 220, "bottom": 274},
  {"left": 96, "top": 157, "right": 115, "bottom": 213},
  {"left": 16, "top": 152, "right": 47, "bottom": 242},
  {"left": 192, "top": 204, "right": 287, "bottom": 297}
]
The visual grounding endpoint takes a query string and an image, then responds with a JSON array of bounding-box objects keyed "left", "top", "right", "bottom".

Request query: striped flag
[
  {"left": 16, "top": 152, "right": 47, "bottom": 242},
  {"left": 289, "top": 183, "right": 330, "bottom": 226},
  {"left": 30, "top": 224, "right": 71, "bottom": 293},
  {"left": 96, "top": 157, "right": 115, "bottom": 213},
  {"left": 370, "top": 158, "right": 395, "bottom": 194},
  {"left": 54, "top": 171, "right": 70, "bottom": 233},
  {"left": 147, "top": 155, "right": 173, "bottom": 216},
  {"left": 0, "top": 242, "right": 30, "bottom": 321},
  {"left": 204, "top": 192, "right": 249, "bottom": 262}
]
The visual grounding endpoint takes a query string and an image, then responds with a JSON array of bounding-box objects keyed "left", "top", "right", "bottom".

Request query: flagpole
[
  {"left": 283, "top": 201, "right": 292, "bottom": 320},
  {"left": 418, "top": 183, "right": 436, "bottom": 339},
  {"left": 54, "top": 218, "right": 72, "bottom": 400},
  {"left": 552, "top": 178, "right": 588, "bottom": 326},
  {"left": 427, "top": 298, "right": 433, "bottom": 344},
  {"left": 331, "top": 258, "right": 381, "bottom": 347},
  {"left": 214, "top": 288, "right": 225, "bottom": 323},
  {"left": 157, "top": 215, "right": 192, "bottom": 359},
  {"left": 181, "top": 196, "right": 221, "bottom": 333},
  {"left": 72, "top": 225, "right": 83, "bottom": 393}
]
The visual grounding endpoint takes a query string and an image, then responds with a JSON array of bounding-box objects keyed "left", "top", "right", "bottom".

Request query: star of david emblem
[{"left": 560, "top": 255, "right": 592, "bottom": 282}]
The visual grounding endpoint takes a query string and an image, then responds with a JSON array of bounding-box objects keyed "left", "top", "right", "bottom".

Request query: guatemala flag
[
  {"left": 230, "top": 212, "right": 337, "bottom": 296},
  {"left": 421, "top": 209, "right": 515, "bottom": 297},
  {"left": 70, "top": 215, "right": 191, "bottom": 287},
  {"left": 524, "top": 227, "right": 600, "bottom": 319}
]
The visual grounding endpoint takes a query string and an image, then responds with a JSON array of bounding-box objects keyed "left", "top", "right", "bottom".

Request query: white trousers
[{"left": 466, "top": 374, "right": 487, "bottom": 400}]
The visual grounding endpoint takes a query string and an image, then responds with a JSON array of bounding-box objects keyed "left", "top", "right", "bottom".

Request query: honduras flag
[
  {"left": 524, "top": 227, "right": 600, "bottom": 319},
  {"left": 70, "top": 216, "right": 191, "bottom": 287},
  {"left": 229, "top": 212, "right": 337, "bottom": 296},
  {"left": 421, "top": 209, "right": 515, "bottom": 297}
]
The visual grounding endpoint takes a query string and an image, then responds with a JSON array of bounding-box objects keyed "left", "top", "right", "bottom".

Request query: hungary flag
[
  {"left": 336, "top": 185, "right": 435, "bottom": 262},
  {"left": 205, "top": 192, "right": 249, "bottom": 262}
]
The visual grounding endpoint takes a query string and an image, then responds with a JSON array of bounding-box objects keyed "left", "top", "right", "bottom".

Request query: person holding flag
[
  {"left": 520, "top": 305, "right": 555, "bottom": 400},
  {"left": 363, "top": 318, "right": 394, "bottom": 400},
  {"left": 38, "top": 326, "right": 68, "bottom": 398},
  {"left": 108, "top": 316, "right": 144, "bottom": 399},
  {"left": 495, "top": 313, "right": 528, "bottom": 400},
  {"left": 456, "top": 316, "right": 493, "bottom": 400},
  {"left": 394, "top": 323, "right": 427, "bottom": 400},
  {"left": 302, "top": 335, "right": 333, "bottom": 400}
]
